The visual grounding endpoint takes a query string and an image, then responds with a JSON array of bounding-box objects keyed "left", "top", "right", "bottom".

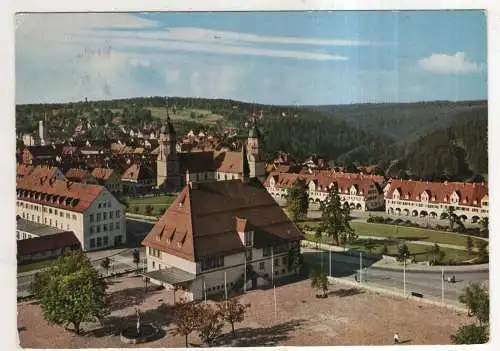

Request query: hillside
[
  {"left": 16, "top": 96, "right": 487, "bottom": 181},
  {"left": 311, "top": 100, "right": 487, "bottom": 144},
  {"left": 402, "top": 113, "right": 488, "bottom": 181}
]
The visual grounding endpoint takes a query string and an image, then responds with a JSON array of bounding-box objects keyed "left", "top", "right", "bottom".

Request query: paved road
[{"left": 302, "top": 247, "right": 489, "bottom": 308}]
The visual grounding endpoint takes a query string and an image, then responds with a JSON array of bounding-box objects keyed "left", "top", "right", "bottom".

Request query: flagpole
[
  {"left": 244, "top": 250, "right": 247, "bottom": 293},
  {"left": 203, "top": 278, "right": 207, "bottom": 304},
  {"left": 224, "top": 271, "right": 228, "bottom": 300},
  {"left": 441, "top": 266, "right": 444, "bottom": 306},
  {"left": 271, "top": 247, "right": 274, "bottom": 286},
  {"left": 273, "top": 285, "right": 277, "bottom": 321},
  {"left": 329, "top": 248, "right": 332, "bottom": 277}
]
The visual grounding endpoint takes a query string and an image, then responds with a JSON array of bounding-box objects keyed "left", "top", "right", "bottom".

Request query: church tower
[
  {"left": 156, "top": 108, "right": 181, "bottom": 191},
  {"left": 246, "top": 116, "right": 266, "bottom": 182}
]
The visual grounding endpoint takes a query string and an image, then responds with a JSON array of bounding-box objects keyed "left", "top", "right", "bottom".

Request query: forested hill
[
  {"left": 402, "top": 114, "right": 488, "bottom": 181},
  {"left": 311, "top": 100, "right": 487, "bottom": 143}
]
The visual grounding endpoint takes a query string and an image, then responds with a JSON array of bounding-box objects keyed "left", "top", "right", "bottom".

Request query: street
[{"left": 302, "top": 247, "right": 489, "bottom": 308}]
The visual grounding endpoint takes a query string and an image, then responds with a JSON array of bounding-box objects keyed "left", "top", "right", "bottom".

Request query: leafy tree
[
  {"left": 476, "top": 241, "right": 488, "bottom": 263},
  {"left": 429, "top": 243, "right": 445, "bottom": 265},
  {"left": 459, "top": 283, "right": 489, "bottom": 326},
  {"left": 310, "top": 266, "right": 328, "bottom": 298},
  {"left": 133, "top": 205, "right": 140, "bottom": 214},
  {"left": 218, "top": 297, "right": 250, "bottom": 337},
  {"left": 29, "top": 252, "right": 109, "bottom": 334},
  {"left": 317, "top": 184, "right": 357, "bottom": 246},
  {"left": 451, "top": 324, "right": 488, "bottom": 344},
  {"left": 286, "top": 180, "right": 309, "bottom": 222},
  {"left": 446, "top": 206, "right": 462, "bottom": 232},
  {"left": 100, "top": 257, "right": 111, "bottom": 276},
  {"left": 466, "top": 236, "right": 474, "bottom": 256},
  {"left": 145, "top": 204, "right": 154, "bottom": 216},
  {"left": 287, "top": 244, "right": 301, "bottom": 274},
  {"left": 397, "top": 243, "right": 410, "bottom": 262},
  {"left": 478, "top": 217, "right": 489, "bottom": 237},
  {"left": 172, "top": 299, "right": 200, "bottom": 348},
  {"left": 380, "top": 244, "right": 389, "bottom": 255},
  {"left": 132, "top": 249, "right": 141, "bottom": 273},
  {"left": 197, "top": 304, "right": 224, "bottom": 346}
]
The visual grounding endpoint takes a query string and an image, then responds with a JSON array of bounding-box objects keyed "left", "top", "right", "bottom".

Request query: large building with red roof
[
  {"left": 16, "top": 165, "right": 127, "bottom": 251},
  {"left": 141, "top": 177, "right": 303, "bottom": 301},
  {"left": 384, "top": 179, "right": 488, "bottom": 223},
  {"left": 264, "top": 171, "right": 385, "bottom": 211}
]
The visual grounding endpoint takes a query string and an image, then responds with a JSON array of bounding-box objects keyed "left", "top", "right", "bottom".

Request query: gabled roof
[
  {"left": 385, "top": 179, "right": 488, "bottom": 207},
  {"left": 65, "top": 168, "right": 91, "bottom": 182},
  {"left": 142, "top": 179, "right": 303, "bottom": 261},
  {"left": 16, "top": 163, "right": 34, "bottom": 178},
  {"left": 16, "top": 175, "right": 104, "bottom": 213},
  {"left": 121, "top": 163, "right": 155, "bottom": 181},
  {"left": 91, "top": 168, "right": 116, "bottom": 182}
]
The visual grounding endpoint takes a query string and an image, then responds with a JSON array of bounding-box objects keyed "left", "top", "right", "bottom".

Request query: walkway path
[{"left": 357, "top": 235, "right": 479, "bottom": 252}]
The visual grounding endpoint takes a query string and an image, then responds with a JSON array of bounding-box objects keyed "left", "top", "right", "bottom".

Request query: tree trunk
[
  {"left": 73, "top": 321, "right": 81, "bottom": 335},
  {"left": 231, "top": 322, "right": 235, "bottom": 336},
  {"left": 185, "top": 334, "right": 189, "bottom": 348}
]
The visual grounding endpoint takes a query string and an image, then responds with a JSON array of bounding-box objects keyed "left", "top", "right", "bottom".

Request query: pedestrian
[{"left": 394, "top": 333, "right": 399, "bottom": 344}]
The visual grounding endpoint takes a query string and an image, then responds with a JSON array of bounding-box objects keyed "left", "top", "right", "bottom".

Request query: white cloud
[{"left": 418, "top": 52, "right": 483, "bottom": 75}]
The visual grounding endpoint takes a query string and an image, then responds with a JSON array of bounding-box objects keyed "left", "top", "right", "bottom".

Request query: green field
[
  {"left": 146, "top": 107, "right": 223, "bottom": 124},
  {"left": 304, "top": 233, "right": 477, "bottom": 263},
  {"left": 349, "top": 221, "right": 484, "bottom": 247},
  {"left": 125, "top": 195, "right": 176, "bottom": 216}
]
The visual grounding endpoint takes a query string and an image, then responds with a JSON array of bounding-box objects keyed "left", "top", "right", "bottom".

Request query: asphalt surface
[{"left": 302, "top": 247, "right": 489, "bottom": 308}]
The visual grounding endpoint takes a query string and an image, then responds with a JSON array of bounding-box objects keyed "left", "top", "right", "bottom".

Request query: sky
[{"left": 15, "top": 11, "right": 487, "bottom": 105}]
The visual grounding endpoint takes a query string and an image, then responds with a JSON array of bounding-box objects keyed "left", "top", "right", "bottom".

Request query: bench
[{"left": 411, "top": 292, "right": 423, "bottom": 298}]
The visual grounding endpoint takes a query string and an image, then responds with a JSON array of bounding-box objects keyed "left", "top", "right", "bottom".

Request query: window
[
  {"left": 152, "top": 261, "right": 155, "bottom": 269},
  {"left": 108, "top": 201, "right": 111, "bottom": 207},
  {"left": 282, "top": 256, "right": 288, "bottom": 265},
  {"left": 116, "top": 210, "right": 120, "bottom": 218},
  {"left": 109, "top": 211, "right": 113, "bottom": 219},
  {"left": 54, "top": 209, "right": 58, "bottom": 215},
  {"left": 98, "top": 203, "right": 101, "bottom": 208},
  {"left": 158, "top": 264, "right": 161, "bottom": 269},
  {"left": 115, "top": 221, "right": 120, "bottom": 229},
  {"left": 37, "top": 216, "right": 40, "bottom": 223},
  {"left": 96, "top": 237, "right": 102, "bottom": 247},
  {"left": 31, "top": 215, "right": 34, "bottom": 221},
  {"left": 259, "top": 262, "right": 265, "bottom": 270},
  {"left": 148, "top": 247, "right": 152, "bottom": 255},
  {"left": 103, "top": 224, "right": 108, "bottom": 231},
  {"left": 67, "top": 224, "right": 69, "bottom": 230},
  {"left": 90, "top": 214, "right": 94, "bottom": 222},
  {"left": 72, "top": 214, "right": 76, "bottom": 220},
  {"left": 103, "top": 202, "right": 106, "bottom": 208},
  {"left": 96, "top": 213, "right": 101, "bottom": 222},
  {"left": 66, "top": 213, "right": 70, "bottom": 219},
  {"left": 90, "top": 239, "right": 95, "bottom": 248},
  {"left": 90, "top": 226, "right": 94, "bottom": 234},
  {"left": 109, "top": 222, "right": 114, "bottom": 230},
  {"left": 103, "top": 236, "right": 108, "bottom": 246},
  {"left": 274, "top": 258, "right": 279, "bottom": 267},
  {"left": 55, "top": 220, "right": 58, "bottom": 227},
  {"left": 201, "top": 256, "right": 224, "bottom": 271},
  {"left": 60, "top": 212, "right": 63, "bottom": 217},
  {"left": 96, "top": 225, "right": 101, "bottom": 233}
]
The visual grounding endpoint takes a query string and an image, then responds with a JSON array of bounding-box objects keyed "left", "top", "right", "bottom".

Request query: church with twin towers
[{"left": 156, "top": 107, "right": 266, "bottom": 192}]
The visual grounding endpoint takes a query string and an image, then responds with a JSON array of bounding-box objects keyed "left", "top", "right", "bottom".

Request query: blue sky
[{"left": 16, "top": 11, "right": 487, "bottom": 105}]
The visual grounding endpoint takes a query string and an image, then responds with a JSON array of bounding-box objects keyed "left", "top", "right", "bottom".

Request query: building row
[{"left": 263, "top": 172, "right": 489, "bottom": 222}]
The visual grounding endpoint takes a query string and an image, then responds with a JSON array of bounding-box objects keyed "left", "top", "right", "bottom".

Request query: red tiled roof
[
  {"left": 91, "top": 168, "right": 115, "bottom": 181},
  {"left": 17, "top": 231, "right": 81, "bottom": 256},
  {"left": 26, "top": 165, "right": 66, "bottom": 181},
  {"left": 16, "top": 163, "right": 34, "bottom": 177},
  {"left": 142, "top": 179, "right": 303, "bottom": 261},
  {"left": 121, "top": 163, "right": 155, "bottom": 181},
  {"left": 213, "top": 151, "right": 243, "bottom": 174},
  {"left": 264, "top": 171, "right": 382, "bottom": 196},
  {"left": 385, "top": 179, "right": 488, "bottom": 207},
  {"left": 65, "top": 168, "right": 89, "bottom": 182},
  {"left": 16, "top": 175, "right": 104, "bottom": 213}
]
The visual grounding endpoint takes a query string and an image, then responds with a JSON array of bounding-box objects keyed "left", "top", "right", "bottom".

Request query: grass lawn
[
  {"left": 18, "top": 258, "right": 57, "bottom": 274},
  {"left": 125, "top": 195, "right": 176, "bottom": 216},
  {"left": 304, "top": 233, "right": 477, "bottom": 263},
  {"left": 349, "top": 222, "right": 484, "bottom": 247}
]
